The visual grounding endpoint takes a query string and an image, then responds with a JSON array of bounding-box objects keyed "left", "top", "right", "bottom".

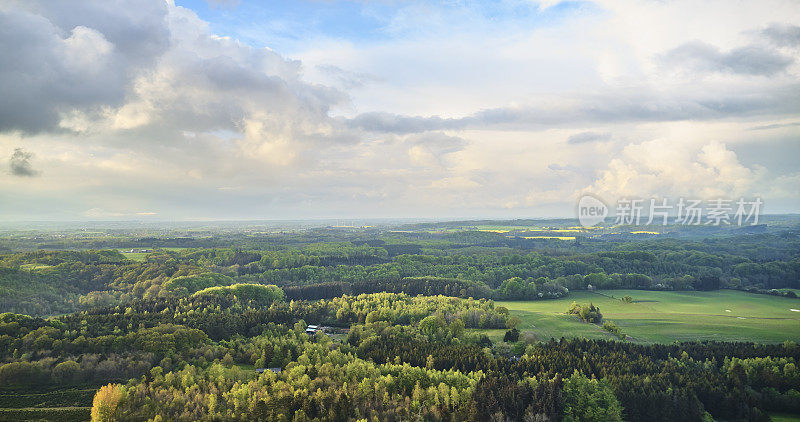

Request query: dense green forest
[
  {"left": 1, "top": 288, "right": 798, "bottom": 421},
  {"left": 1, "top": 226, "right": 798, "bottom": 315},
  {"left": 0, "top": 220, "right": 798, "bottom": 421}
]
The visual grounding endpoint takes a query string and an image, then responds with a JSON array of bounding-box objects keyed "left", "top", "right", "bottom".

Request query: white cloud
[
  {"left": 588, "top": 139, "right": 758, "bottom": 201},
  {"left": 0, "top": 0, "right": 798, "bottom": 219}
]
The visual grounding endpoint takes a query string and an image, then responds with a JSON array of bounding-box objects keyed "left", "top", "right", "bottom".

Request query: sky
[{"left": 0, "top": 0, "right": 798, "bottom": 220}]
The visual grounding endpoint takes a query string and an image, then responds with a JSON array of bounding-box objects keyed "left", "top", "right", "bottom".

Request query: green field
[
  {"left": 120, "top": 247, "right": 195, "bottom": 262},
  {"left": 770, "top": 413, "right": 800, "bottom": 422},
  {"left": 120, "top": 252, "right": 148, "bottom": 262},
  {"left": 497, "top": 289, "right": 800, "bottom": 343}
]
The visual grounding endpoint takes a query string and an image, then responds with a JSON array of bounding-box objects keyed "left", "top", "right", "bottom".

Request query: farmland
[{"left": 498, "top": 289, "right": 800, "bottom": 343}]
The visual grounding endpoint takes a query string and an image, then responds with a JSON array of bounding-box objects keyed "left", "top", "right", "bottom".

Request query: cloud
[
  {"left": 533, "top": 0, "right": 565, "bottom": 11},
  {"left": 0, "top": 0, "right": 377, "bottom": 217},
  {"left": 347, "top": 112, "right": 463, "bottom": 134},
  {"left": 762, "top": 23, "right": 800, "bottom": 47},
  {"left": 314, "top": 65, "right": 380, "bottom": 90},
  {"left": 0, "top": 0, "right": 798, "bottom": 219},
  {"left": 428, "top": 176, "right": 480, "bottom": 190},
  {"left": 661, "top": 40, "right": 793, "bottom": 76},
  {"left": 405, "top": 132, "right": 466, "bottom": 167},
  {"left": 0, "top": 0, "right": 348, "bottom": 158},
  {"left": 587, "top": 139, "right": 758, "bottom": 201},
  {"left": 9, "top": 148, "right": 39, "bottom": 177},
  {"left": 0, "top": 1, "right": 170, "bottom": 134},
  {"left": 746, "top": 122, "right": 800, "bottom": 131},
  {"left": 346, "top": 86, "right": 800, "bottom": 133},
  {"left": 567, "top": 131, "right": 612, "bottom": 144},
  {"left": 766, "top": 172, "right": 800, "bottom": 199}
]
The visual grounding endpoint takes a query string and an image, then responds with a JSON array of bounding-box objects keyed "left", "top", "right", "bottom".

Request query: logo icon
[{"left": 577, "top": 194, "right": 608, "bottom": 227}]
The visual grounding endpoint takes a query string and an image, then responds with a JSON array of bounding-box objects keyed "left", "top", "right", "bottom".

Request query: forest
[
  {"left": 0, "top": 220, "right": 798, "bottom": 421},
  {"left": 1, "top": 225, "right": 798, "bottom": 316}
]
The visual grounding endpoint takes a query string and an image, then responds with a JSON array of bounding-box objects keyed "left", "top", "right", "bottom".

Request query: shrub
[
  {"left": 503, "top": 328, "right": 520, "bottom": 343},
  {"left": 602, "top": 321, "right": 626, "bottom": 340},
  {"left": 567, "top": 303, "right": 602, "bottom": 324}
]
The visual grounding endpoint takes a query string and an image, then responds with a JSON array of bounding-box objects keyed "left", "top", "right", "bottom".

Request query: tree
[
  {"left": 568, "top": 303, "right": 602, "bottom": 324},
  {"left": 419, "top": 315, "right": 448, "bottom": 341},
  {"left": 52, "top": 360, "right": 81, "bottom": 384},
  {"left": 562, "top": 373, "right": 623, "bottom": 422},
  {"left": 91, "top": 383, "right": 125, "bottom": 422},
  {"left": 506, "top": 316, "right": 521, "bottom": 330},
  {"left": 0, "top": 361, "right": 44, "bottom": 387},
  {"left": 450, "top": 319, "right": 465, "bottom": 338},
  {"left": 499, "top": 277, "right": 526, "bottom": 299},
  {"left": 504, "top": 329, "right": 520, "bottom": 343}
]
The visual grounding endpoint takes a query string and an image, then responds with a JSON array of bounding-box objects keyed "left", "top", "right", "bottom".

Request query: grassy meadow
[
  {"left": 770, "top": 413, "right": 800, "bottom": 422},
  {"left": 120, "top": 252, "right": 148, "bottom": 262},
  {"left": 496, "top": 289, "right": 800, "bottom": 344}
]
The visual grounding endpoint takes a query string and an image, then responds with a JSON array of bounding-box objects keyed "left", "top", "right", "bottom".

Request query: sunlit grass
[
  {"left": 769, "top": 413, "right": 800, "bottom": 422},
  {"left": 120, "top": 252, "right": 148, "bottom": 262},
  {"left": 498, "top": 290, "right": 800, "bottom": 343},
  {"left": 19, "top": 263, "right": 54, "bottom": 271}
]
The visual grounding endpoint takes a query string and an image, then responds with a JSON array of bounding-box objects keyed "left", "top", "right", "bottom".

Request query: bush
[
  {"left": 568, "top": 302, "right": 603, "bottom": 324},
  {"left": 503, "top": 329, "right": 520, "bottom": 343},
  {"left": 602, "top": 321, "right": 626, "bottom": 340}
]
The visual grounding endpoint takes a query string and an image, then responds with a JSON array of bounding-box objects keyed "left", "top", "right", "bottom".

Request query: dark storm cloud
[
  {"left": 9, "top": 148, "right": 39, "bottom": 177},
  {"left": 661, "top": 41, "right": 793, "bottom": 76}
]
